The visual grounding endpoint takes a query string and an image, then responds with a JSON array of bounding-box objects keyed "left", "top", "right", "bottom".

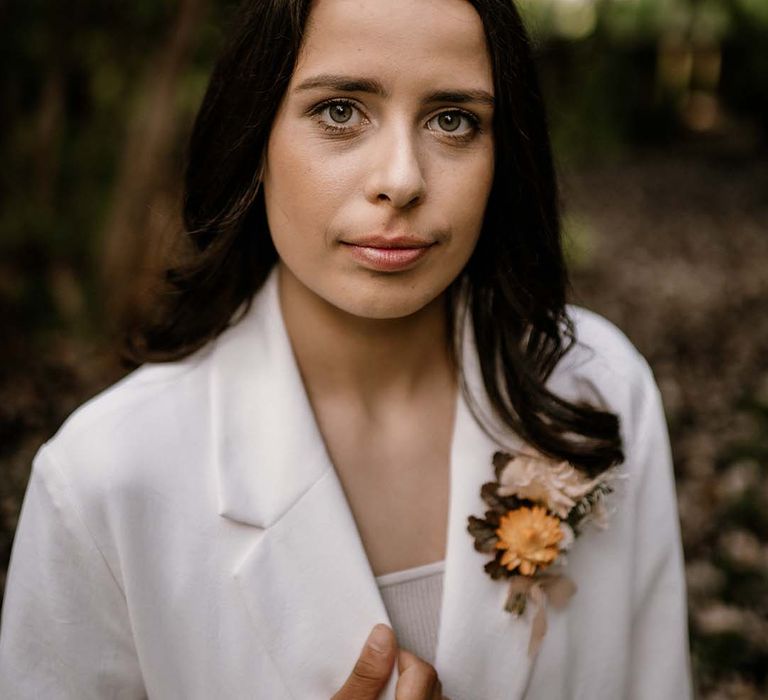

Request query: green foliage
[
  {"left": 0, "top": 1, "right": 238, "bottom": 341},
  {"left": 735, "top": 0, "right": 768, "bottom": 27},
  {"left": 519, "top": 0, "right": 768, "bottom": 44},
  {"left": 561, "top": 213, "right": 597, "bottom": 270}
]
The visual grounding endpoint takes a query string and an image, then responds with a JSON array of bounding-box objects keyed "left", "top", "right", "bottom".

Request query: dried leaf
[
  {"left": 467, "top": 516, "right": 500, "bottom": 553},
  {"left": 504, "top": 589, "right": 528, "bottom": 616},
  {"left": 480, "top": 481, "right": 506, "bottom": 509},
  {"left": 493, "top": 451, "right": 513, "bottom": 481},
  {"left": 468, "top": 520, "right": 499, "bottom": 551},
  {"left": 484, "top": 556, "right": 508, "bottom": 580}
]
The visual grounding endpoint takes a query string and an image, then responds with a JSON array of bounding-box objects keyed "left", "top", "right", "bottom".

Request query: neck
[{"left": 277, "top": 263, "right": 455, "bottom": 410}]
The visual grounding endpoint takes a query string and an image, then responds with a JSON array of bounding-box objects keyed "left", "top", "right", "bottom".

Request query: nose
[{"left": 363, "top": 122, "right": 426, "bottom": 209}]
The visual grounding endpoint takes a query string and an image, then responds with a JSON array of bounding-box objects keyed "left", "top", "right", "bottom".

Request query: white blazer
[{"left": 0, "top": 268, "right": 693, "bottom": 699}]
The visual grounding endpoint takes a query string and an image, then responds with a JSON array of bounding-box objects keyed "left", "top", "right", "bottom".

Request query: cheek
[
  {"left": 263, "top": 126, "right": 350, "bottom": 247},
  {"left": 442, "top": 152, "right": 494, "bottom": 246}
]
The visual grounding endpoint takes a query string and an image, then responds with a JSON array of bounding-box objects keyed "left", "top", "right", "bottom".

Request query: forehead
[{"left": 293, "top": 0, "right": 493, "bottom": 91}]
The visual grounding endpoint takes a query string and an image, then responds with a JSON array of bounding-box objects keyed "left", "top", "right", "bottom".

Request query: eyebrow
[{"left": 294, "top": 74, "right": 495, "bottom": 107}]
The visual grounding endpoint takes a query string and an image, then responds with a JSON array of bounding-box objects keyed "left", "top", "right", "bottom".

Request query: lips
[
  {"left": 344, "top": 234, "right": 434, "bottom": 249},
  {"left": 341, "top": 234, "right": 436, "bottom": 272}
]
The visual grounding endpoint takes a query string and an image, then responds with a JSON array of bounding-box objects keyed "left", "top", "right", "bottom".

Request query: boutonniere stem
[{"left": 506, "top": 573, "right": 577, "bottom": 658}]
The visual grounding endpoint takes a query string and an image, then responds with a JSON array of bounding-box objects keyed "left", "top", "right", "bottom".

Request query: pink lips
[{"left": 342, "top": 235, "right": 435, "bottom": 272}]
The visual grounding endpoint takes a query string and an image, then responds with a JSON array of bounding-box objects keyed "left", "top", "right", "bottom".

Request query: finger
[
  {"left": 396, "top": 648, "right": 419, "bottom": 675},
  {"left": 395, "top": 649, "right": 439, "bottom": 699},
  {"left": 331, "top": 624, "right": 396, "bottom": 700}
]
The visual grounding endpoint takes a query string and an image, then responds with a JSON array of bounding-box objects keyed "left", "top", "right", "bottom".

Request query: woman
[{"left": 0, "top": 0, "right": 693, "bottom": 698}]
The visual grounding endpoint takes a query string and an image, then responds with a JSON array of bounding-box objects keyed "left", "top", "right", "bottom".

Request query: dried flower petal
[
  {"left": 558, "top": 522, "right": 575, "bottom": 551},
  {"left": 497, "top": 449, "right": 607, "bottom": 518},
  {"left": 494, "top": 506, "right": 563, "bottom": 576}
]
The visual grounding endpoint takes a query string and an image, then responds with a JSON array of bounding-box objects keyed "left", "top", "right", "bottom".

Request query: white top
[
  {"left": 0, "top": 267, "right": 694, "bottom": 699},
  {"left": 375, "top": 560, "right": 446, "bottom": 664}
]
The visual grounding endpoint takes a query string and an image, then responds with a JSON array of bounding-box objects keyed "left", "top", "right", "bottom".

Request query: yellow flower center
[{"left": 494, "top": 506, "right": 563, "bottom": 576}]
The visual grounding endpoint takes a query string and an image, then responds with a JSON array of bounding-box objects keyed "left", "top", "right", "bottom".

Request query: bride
[{"left": 0, "top": 0, "right": 693, "bottom": 698}]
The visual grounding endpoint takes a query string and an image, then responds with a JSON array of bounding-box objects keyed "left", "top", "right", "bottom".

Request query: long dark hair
[{"left": 124, "top": 0, "right": 624, "bottom": 476}]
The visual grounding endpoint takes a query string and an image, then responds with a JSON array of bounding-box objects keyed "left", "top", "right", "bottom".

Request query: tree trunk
[{"left": 100, "top": 0, "right": 208, "bottom": 331}]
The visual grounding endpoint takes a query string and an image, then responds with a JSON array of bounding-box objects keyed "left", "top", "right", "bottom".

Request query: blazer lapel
[
  {"left": 434, "top": 353, "right": 538, "bottom": 699},
  {"left": 211, "top": 268, "right": 398, "bottom": 699},
  {"left": 232, "top": 468, "right": 399, "bottom": 698},
  {"left": 211, "top": 267, "right": 539, "bottom": 699}
]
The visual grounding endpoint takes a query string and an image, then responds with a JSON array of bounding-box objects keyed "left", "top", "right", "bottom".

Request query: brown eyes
[{"left": 310, "top": 99, "right": 481, "bottom": 141}]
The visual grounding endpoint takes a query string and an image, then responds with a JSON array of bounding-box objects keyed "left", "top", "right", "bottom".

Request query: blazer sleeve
[
  {"left": 0, "top": 445, "right": 146, "bottom": 699},
  {"left": 625, "top": 368, "right": 694, "bottom": 700}
]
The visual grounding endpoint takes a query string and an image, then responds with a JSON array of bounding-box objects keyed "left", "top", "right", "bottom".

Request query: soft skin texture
[{"left": 263, "top": 0, "right": 495, "bottom": 320}]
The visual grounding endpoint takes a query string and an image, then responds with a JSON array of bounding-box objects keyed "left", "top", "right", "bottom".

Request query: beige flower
[
  {"left": 497, "top": 448, "right": 606, "bottom": 519},
  {"left": 494, "top": 506, "right": 563, "bottom": 576},
  {"left": 558, "top": 522, "right": 575, "bottom": 551},
  {"left": 579, "top": 499, "right": 611, "bottom": 530}
]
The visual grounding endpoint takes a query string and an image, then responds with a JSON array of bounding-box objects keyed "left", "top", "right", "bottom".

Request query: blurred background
[{"left": 1, "top": 0, "right": 766, "bottom": 696}]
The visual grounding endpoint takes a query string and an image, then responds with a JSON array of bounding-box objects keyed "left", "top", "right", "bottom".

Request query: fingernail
[{"left": 367, "top": 624, "right": 390, "bottom": 652}]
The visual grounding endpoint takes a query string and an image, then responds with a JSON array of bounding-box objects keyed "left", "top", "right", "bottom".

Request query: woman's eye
[
  {"left": 326, "top": 102, "right": 353, "bottom": 123},
  {"left": 312, "top": 99, "right": 365, "bottom": 133},
  {"left": 436, "top": 113, "right": 461, "bottom": 132},
  {"left": 310, "top": 101, "right": 481, "bottom": 141},
  {"left": 427, "top": 110, "right": 480, "bottom": 139}
]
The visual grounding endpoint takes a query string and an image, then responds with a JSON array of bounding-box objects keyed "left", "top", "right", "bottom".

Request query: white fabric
[
  {"left": 376, "top": 560, "right": 445, "bottom": 665},
  {"left": 0, "top": 266, "right": 694, "bottom": 699},
  {"left": 375, "top": 558, "right": 446, "bottom": 587}
]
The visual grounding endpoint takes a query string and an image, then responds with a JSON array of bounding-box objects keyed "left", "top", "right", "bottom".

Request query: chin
[{"left": 324, "top": 280, "right": 447, "bottom": 321}]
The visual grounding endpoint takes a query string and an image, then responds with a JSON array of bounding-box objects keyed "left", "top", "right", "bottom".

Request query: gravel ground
[{"left": 564, "top": 148, "right": 768, "bottom": 699}]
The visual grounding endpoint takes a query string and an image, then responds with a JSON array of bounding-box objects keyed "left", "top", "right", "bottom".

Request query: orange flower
[{"left": 494, "top": 506, "right": 564, "bottom": 576}]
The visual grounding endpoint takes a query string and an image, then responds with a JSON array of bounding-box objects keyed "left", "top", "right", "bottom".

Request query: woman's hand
[{"left": 331, "top": 623, "right": 447, "bottom": 699}]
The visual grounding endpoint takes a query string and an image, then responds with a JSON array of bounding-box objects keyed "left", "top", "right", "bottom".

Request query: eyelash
[{"left": 308, "top": 98, "right": 482, "bottom": 142}]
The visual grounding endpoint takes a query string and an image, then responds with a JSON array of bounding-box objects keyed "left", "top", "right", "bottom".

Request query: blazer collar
[
  {"left": 210, "top": 267, "right": 538, "bottom": 699},
  {"left": 211, "top": 266, "right": 329, "bottom": 528}
]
